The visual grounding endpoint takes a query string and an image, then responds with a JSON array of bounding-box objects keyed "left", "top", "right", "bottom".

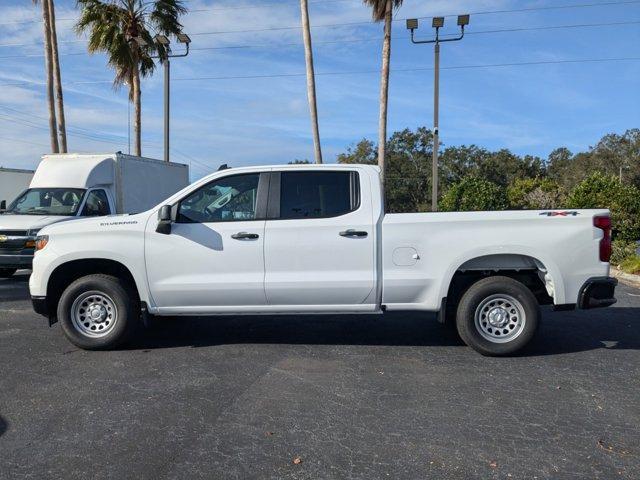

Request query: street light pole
[
  {"left": 164, "top": 57, "right": 170, "bottom": 163},
  {"left": 154, "top": 33, "right": 191, "bottom": 162},
  {"left": 433, "top": 40, "right": 440, "bottom": 211},
  {"left": 407, "top": 15, "right": 469, "bottom": 211}
]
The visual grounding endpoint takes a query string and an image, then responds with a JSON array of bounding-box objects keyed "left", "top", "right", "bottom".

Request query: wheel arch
[
  {"left": 438, "top": 251, "right": 563, "bottom": 322},
  {"left": 45, "top": 258, "right": 142, "bottom": 319}
]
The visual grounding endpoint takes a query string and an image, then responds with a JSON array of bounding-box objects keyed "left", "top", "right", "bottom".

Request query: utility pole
[
  {"left": 300, "top": 0, "right": 323, "bottom": 164},
  {"left": 406, "top": 15, "right": 470, "bottom": 211},
  {"left": 153, "top": 33, "right": 191, "bottom": 162}
]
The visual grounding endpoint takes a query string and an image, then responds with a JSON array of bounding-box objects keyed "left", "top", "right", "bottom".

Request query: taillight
[{"left": 593, "top": 215, "right": 611, "bottom": 262}]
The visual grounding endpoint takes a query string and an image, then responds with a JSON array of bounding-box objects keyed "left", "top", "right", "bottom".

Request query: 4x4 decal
[{"left": 539, "top": 211, "right": 580, "bottom": 217}]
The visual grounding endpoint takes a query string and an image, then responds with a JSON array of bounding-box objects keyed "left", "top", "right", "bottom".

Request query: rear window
[{"left": 279, "top": 171, "right": 359, "bottom": 219}]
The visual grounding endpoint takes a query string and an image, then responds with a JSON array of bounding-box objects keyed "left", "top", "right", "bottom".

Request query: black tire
[
  {"left": 57, "top": 274, "right": 139, "bottom": 350},
  {"left": 456, "top": 276, "right": 539, "bottom": 356},
  {"left": 0, "top": 268, "right": 17, "bottom": 278}
]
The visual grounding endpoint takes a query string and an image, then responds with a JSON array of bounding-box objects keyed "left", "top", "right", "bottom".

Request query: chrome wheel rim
[
  {"left": 474, "top": 294, "right": 526, "bottom": 343},
  {"left": 70, "top": 291, "right": 118, "bottom": 338}
]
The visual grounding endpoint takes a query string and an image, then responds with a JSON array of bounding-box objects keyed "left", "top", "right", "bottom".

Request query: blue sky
[{"left": 0, "top": 0, "right": 638, "bottom": 179}]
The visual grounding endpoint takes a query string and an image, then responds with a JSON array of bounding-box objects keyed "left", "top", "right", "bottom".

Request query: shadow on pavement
[
  {"left": 129, "top": 307, "right": 640, "bottom": 356},
  {"left": 0, "top": 274, "right": 30, "bottom": 303},
  {"left": 0, "top": 415, "right": 7, "bottom": 437}
]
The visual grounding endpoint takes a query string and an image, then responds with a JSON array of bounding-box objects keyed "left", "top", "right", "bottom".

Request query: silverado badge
[{"left": 0, "top": 235, "right": 7, "bottom": 242}]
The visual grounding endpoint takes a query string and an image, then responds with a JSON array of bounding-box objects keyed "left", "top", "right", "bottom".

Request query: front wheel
[
  {"left": 0, "top": 268, "right": 17, "bottom": 278},
  {"left": 57, "top": 274, "right": 139, "bottom": 350},
  {"left": 456, "top": 276, "right": 540, "bottom": 356}
]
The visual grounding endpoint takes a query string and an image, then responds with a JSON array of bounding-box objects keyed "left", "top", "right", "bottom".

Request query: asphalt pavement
[{"left": 1, "top": 271, "right": 639, "bottom": 479}]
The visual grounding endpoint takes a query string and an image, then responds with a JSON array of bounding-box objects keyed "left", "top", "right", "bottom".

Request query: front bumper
[
  {"left": 578, "top": 277, "right": 617, "bottom": 309},
  {"left": 0, "top": 253, "right": 33, "bottom": 269}
]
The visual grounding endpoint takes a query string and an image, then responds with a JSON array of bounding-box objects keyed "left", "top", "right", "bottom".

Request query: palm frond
[
  {"left": 149, "top": 0, "right": 186, "bottom": 36},
  {"left": 362, "top": 0, "right": 403, "bottom": 22}
]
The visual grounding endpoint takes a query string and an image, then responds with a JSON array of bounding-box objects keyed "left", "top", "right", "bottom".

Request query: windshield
[{"left": 6, "top": 188, "right": 86, "bottom": 216}]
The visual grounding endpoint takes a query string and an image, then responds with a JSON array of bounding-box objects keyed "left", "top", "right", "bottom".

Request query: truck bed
[{"left": 381, "top": 209, "right": 609, "bottom": 310}]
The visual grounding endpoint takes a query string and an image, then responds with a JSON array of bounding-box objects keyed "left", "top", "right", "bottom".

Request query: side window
[
  {"left": 279, "top": 171, "right": 359, "bottom": 219},
  {"left": 178, "top": 173, "right": 260, "bottom": 223},
  {"left": 81, "top": 190, "right": 111, "bottom": 216}
]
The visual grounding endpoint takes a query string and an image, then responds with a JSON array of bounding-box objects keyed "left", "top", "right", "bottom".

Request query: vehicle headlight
[
  {"left": 26, "top": 229, "right": 41, "bottom": 248},
  {"left": 34, "top": 235, "right": 49, "bottom": 252}
]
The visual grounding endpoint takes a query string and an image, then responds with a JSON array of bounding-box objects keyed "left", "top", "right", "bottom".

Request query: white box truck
[
  {"left": 0, "top": 167, "right": 34, "bottom": 211},
  {"left": 0, "top": 153, "right": 189, "bottom": 277}
]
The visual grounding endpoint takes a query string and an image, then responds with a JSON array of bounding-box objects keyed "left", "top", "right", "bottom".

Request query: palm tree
[
  {"left": 76, "top": 0, "right": 186, "bottom": 156},
  {"left": 300, "top": 0, "right": 322, "bottom": 164},
  {"left": 47, "top": 0, "right": 68, "bottom": 152},
  {"left": 34, "top": 0, "right": 59, "bottom": 153},
  {"left": 363, "top": 0, "right": 402, "bottom": 183}
]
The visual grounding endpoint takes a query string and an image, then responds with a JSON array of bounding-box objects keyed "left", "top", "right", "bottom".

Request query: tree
[
  {"left": 439, "top": 176, "right": 508, "bottom": 212},
  {"left": 547, "top": 129, "right": 640, "bottom": 190},
  {"left": 567, "top": 172, "right": 640, "bottom": 242},
  {"left": 363, "top": 0, "right": 403, "bottom": 184},
  {"left": 338, "top": 127, "right": 433, "bottom": 212},
  {"left": 507, "top": 178, "right": 565, "bottom": 210},
  {"left": 34, "top": 0, "right": 59, "bottom": 153},
  {"left": 299, "top": 0, "right": 322, "bottom": 164},
  {"left": 47, "top": 0, "right": 67, "bottom": 152},
  {"left": 76, "top": 0, "right": 186, "bottom": 156}
]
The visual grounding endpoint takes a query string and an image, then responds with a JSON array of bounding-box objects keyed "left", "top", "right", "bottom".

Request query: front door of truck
[
  {"left": 263, "top": 170, "right": 376, "bottom": 308},
  {"left": 145, "top": 172, "right": 269, "bottom": 311}
]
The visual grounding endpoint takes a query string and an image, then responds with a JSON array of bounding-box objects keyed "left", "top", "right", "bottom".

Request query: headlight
[
  {"left": 25, "top": 229, "right": 41, "bottom": 248},
  {"left": 34, "top": 235, "right": 49, "bottom": 252}
]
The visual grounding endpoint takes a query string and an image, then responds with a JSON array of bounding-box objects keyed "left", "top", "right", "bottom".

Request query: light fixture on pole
[
  {"left": 406, "top": 15, "right": 470, "bottom": 211},
  {"left": 151, "top": 32, "right": 191, "bottom": 162}
]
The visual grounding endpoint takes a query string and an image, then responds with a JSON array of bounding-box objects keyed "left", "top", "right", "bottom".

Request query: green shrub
[
  {"left": 620, "top": 256, "right": 640, "bottom": 275},
  {"left": 611, "top": 240, "right": 638, "bottom": 266},
  {"left": 440, "top": 176, "right": 508, "bottom": 212},
  {"left": 507, "top": 177, "right": 566, "bottom": 210},
  {"left": 567, "top": 172, "right": 640, "bottom": 242}
]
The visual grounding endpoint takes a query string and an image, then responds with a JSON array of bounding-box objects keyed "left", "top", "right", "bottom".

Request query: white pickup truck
[{"left": 29, "top": 164, "right": 617, "bottom": 355}]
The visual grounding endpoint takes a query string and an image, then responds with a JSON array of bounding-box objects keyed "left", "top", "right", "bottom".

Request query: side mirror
[
  {"left": 0, "top": 200, "right": 6, "bottom": 212},
  {"left": 156, "top": 205, "right": 173, "bottom": 235}
]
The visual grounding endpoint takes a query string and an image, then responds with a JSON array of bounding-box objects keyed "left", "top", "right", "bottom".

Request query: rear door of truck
[{"left": 263, "top": 168, "right": 377, "bottom": 308}]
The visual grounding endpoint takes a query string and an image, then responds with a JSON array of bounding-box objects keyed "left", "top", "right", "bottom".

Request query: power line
[
  {"left": 0, "top": 113, "right": 125, "bottom": 146},
  {"left": 3, "top": 56, "right": 637, "bottom": 88},
  {"left": 170, "top": 57, "right": 640, "bottom": 81},
  {"left": 0, "top": 105, "right": 213, "bottom": 169},
  {"left": 0, "top": 135, "right": 50, "bottom": 149},
  {"left": 1, "top": 20, "right": 638, "bottom": 59},
  {"left": 1, "top": 0, "right": 639, "bottom": 37},
  {"left": 0, "top": 0, "right": 360, "bottom": 26}
]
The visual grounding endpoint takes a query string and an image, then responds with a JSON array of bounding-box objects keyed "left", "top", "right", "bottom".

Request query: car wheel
[
  {"left": 57, "top": 274, "right": 139, "bottom": 350},
  {"left": 456, "top": 276, "right": 539, "bottom": 356},
  {"left": 0, "top": 268, "right": 17, "bottom": 278}
]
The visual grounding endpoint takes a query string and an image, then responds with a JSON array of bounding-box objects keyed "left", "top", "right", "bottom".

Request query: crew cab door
[
  {"left": 145, "top": 172, "right": 269, "bottom": 311},
  {"left": 264, "top": 169, "right": 376, "bottom": 308}
]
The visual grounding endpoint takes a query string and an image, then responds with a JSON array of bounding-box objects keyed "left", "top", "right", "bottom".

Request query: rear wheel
[
  {"left": 0, "top": 268, "right": 17, "bottom": 278},
  {"left": 456, "top": 276, "right": 539, "bottom": 356},
  {"left": 57, "top": 274, "right": 139, "bottom": 350}
]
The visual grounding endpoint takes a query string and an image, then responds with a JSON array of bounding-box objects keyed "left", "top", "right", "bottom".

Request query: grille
[{"left": 0, "top": 230, "right": 29, "bottom": 252}]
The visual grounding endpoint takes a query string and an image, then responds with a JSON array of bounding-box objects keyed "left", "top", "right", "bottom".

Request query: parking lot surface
[{"left": 1, "top": 271, "right": 639, "bottom": 479}]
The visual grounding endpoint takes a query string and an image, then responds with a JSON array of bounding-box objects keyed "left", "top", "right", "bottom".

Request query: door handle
[
  {"left": 231, "top": 232, "right": 259, "bottom": 240},
  {"left": 339, "top": 229, "right": 368, "bottom": 238}
]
